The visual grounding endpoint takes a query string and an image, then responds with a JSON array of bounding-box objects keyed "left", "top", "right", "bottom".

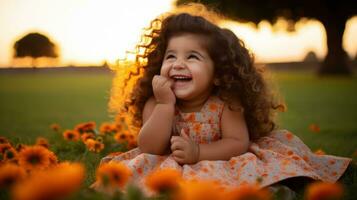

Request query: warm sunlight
[
  {"left": 0, "top": 0, "right": 174, "bottom": 67},
  {"left": 0, "top": 0, "right": 356, "bottom": 66},
  {"left": 221, "top": 17, "right": 357, "bottom": 62}
]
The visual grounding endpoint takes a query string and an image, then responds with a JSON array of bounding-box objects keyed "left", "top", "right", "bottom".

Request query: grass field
[{"left": 0, "top": 68, "right": 356, "bottom": 199}]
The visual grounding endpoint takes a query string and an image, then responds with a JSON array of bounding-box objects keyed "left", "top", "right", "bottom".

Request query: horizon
[{"left": 0, "top": 0, "right": 356, "bottom": 68}]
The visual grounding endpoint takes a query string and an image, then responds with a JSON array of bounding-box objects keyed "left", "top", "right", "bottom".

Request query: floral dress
[{"left": 102, "top": 96, "right": 351, "bottom": 189}]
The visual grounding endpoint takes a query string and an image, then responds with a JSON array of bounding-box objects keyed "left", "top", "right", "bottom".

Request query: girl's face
[{"left": 160, "top": 33, "right": 214, "bottom": 101}]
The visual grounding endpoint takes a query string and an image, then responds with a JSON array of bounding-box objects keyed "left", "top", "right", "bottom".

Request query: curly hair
[{"left": 109, "top": 4, "right": 284, "bottom": 141}]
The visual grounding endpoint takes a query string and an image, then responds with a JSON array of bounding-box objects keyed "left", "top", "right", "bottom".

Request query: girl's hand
[
  {"left": 170, "top": 129, "right": 200, "bottom": 164},
  {"left": 152, "top": 75, "right": 176, "bottom": 105}
]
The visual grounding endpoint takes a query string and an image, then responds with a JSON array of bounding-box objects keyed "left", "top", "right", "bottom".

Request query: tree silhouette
[
  {"left": 176, "top": 0, "right": 356, "bottom": 75},
  {"left": 13, "top": 32, "right": 58, "bottom": 67}
]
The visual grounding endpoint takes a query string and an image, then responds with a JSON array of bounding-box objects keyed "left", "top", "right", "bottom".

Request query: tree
[
  {"left": 176, "top": 0, "right": 357, "bottom": 75},
  {"left": 13, "top": 32, "right": 58, "bottom": 67}
]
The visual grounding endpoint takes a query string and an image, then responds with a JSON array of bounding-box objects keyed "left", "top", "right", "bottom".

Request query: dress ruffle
[{"left": 103, "top": 129, "right": 351, "bottom": 188}]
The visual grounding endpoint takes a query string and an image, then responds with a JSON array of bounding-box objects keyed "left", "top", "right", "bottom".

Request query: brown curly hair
[{"left": 109, "top": 4, "right": 284, "bottom": 141}]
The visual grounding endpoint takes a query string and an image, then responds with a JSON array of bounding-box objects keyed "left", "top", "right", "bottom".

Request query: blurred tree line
[{"left": 177, "top": 0, "right": 357, "bottom": 75}]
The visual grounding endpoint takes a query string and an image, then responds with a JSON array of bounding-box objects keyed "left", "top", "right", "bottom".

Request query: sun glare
[{"left": 0, "top": 1, "right": 356, "bottom": 67}]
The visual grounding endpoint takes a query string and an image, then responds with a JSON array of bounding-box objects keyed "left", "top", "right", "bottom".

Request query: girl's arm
[
  {"left": 137, "top": 75, "right": 176, "bottom": 155},
  {"left": 198, "top": 105, "right": 249, "bottom": 161}
]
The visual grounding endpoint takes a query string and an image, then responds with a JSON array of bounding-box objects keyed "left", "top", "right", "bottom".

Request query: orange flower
[
  {"left": 145, "top": 168, "right": 182, "bottom": 194},
  {"left": 96, "top": 162, "right": 131, "bottom": 189},
  {"left": 309, "top": 124, "right": 321, "bottom": 133},
  {"left": 99, "top": 122, "right": 118, "bottom": 135},
  {"left": 81, "top": 132, "right": 95, "bottom": 142},
  {"left": 314, "top": 149, "right": 326, "bottom": 155},
  {"left": 63, "top": 130, "right": 80, "bottom": 141},
  {"left": 306, "top": 182, "right": 344, "bottom": 200},
  {"left": 17, "top": 145, "right": 52, "bottom": 171},
  {"left": 114, "top": 131, "right": 129, "bottom": 143},
  {"left": 0, "top": 136, "right": 9, "bottom": 144},
  {"left": 48, "top": 151, "right": 58, "bottom": 166},
  {"left": 226, "top": 184, "right": 272, "bottom": 200},
  {"left": 3, "top": 147, "right": 18, "bottom": 162},
  {"left": 50, "top": 123, "right": 61, "bottom": 132},
  {"left": 0, "top": 143, "right": 12, "bottom": 154},
  {"left": 127, "top": 140, "right": 137, "bottom": 150},
  {"left": 85, "top": 139, "right": 104, "bottom": 153},
  {"left": 15, "top": 143, "right": 25, "bottom": 152},
  {"left": 127, "top": 133, "right": 137, "bottom": 149},
  {"left": 0, "top": 163, "right": 26, "bottom": 188},
  {"left": 175, "top": 180, "right": 223, "bottom": 200},
  {"left": 74, "top": 121, "right": 96, "bottom": 133},
  {"left": 35, "top": 137, "right": 50, "bottom": 149},
  {"left": 12, "top": 162, "right": 85, "bottom": 200}
]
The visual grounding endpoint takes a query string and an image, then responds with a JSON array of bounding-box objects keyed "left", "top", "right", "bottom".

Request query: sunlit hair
[{"left": 109, "top": 3, "right": 284, "bottom": 140}]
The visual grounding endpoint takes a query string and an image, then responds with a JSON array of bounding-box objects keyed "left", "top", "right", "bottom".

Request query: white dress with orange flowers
[{"left": 102, "top": 96, "right": 351, "bottom": 189}]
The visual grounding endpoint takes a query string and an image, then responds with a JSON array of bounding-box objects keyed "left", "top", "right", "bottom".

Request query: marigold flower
[
  {"left": 145, "top": 168, "right": 182, "bottom": 194},
  {"left": 74, "top": 121, "right": 96, "bottom": 133},
  {"left": 85, "top": 139, "right": 104, "bottom": 153},
  {"left": 314, "top": 149, "right": 326, "bottom": 155},
  {"left": 127, "top": 140, "right": 138, "bottom": 150},
  {"left": 99, "top": 122, "right": 117, "bottom": 135},
  {"left": 50, "top": 123, "right": 61, "bottom": 132},
  {"left": 115, "top": 115, "right": 126, "bottom": 124},
  {"left": 114, "top": 131, "right": 129, "bottom": 143},
  {"left": 0, "top": 163, "right": 26, "bottom": 188},
  {"left": 3, "top": 147, "right": 18, "bottom": 162},
  {"left": 306, "top": 182, "right": 344, "bottom": 200},
  {"left": 48, "top": 151, "right": 58, "bottom": 166},
  {"left": 96, "top": 162, "right": 132, "bottom": 189},
  {"left": 12, "top": 162, "right": 85, "bottom": 200},
  {"left": 226, "top": 184, "right": 272, "bottom": 200},
  {"left": 63, "top": 130, "right": 80, "bottom": 141},
  {"left": 175, "top": 180, "right": 224, "bottom": 200},
  {"left": 15, "top": 143, "right": 25, "bottom": 152},
  {"left": 309, "top": 124, "right": 321, "bottom": 133},
  {"left": 35, "top": 137, "right": 50, "bottom": 149},
  {"left": 17, "top": 145, "right": 52, "bottom": 171},
  {"left": 81, "top": 132, "right": 95, "bottom": 142},
  {"left": 0, "top": 136, "right": 9, "bottom": 144},
  {"left": 0, "top": 143, "right": 12, "bottom": 154}
]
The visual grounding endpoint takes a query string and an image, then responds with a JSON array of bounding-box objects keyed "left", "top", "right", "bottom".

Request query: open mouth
[{"left": 170, "top": 74, "right": 192, "bottom": 82}]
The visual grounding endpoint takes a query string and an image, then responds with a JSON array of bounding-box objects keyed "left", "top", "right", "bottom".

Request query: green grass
[
  {"left": 0, "top": 71, "right": 114, "bottom": 142},
  {"left": 0, "top": 69, "right": 356, "bottom": 199}
]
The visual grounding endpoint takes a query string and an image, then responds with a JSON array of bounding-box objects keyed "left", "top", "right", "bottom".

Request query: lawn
[{"left": 0, "top": 68, "right": 356, "bottom": 199}]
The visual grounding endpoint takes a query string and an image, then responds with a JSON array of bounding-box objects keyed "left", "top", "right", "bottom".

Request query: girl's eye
[
  {"left": 165, "top": 54, "right": 175, "bottom": 59},
  {"left": 188, "top": 54, "right": 199, "bottom": 60}
]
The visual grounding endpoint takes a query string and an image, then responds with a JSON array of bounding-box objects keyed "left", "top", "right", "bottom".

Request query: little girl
[{"left": 101, "top": 4, "right": 351, "bottom": 193}]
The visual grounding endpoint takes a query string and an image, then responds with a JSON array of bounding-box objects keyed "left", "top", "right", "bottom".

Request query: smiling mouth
[{"left": 170, "top": 75, "right": 192, "bottom": 82}]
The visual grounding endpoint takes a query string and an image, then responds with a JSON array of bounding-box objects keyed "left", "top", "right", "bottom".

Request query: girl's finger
[
  {"left": 173, "top": 156, "right": 185, "bottom": 164},
  {"left": 171, "top": 136, "right": 180, "bottom": 143},
  {"left": 172, "top": 150, "right": 185, "bottom": 158},
  {"left": 171, "top": 141, "right": 184, "bottom": 151},
  {"left": 180, "top": 129, "right": 190, "bottom": 141},
  {"left": 171, "top": 136, "right": 185, "bottom": 143}
]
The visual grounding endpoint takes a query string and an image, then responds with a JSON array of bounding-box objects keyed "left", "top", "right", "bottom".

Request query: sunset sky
[{"left": 0, "top": 0, "right": 356, "bottom": 67}]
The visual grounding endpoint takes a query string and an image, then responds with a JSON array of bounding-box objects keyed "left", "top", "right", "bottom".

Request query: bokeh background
[{"left": 0, "top": 0, "right": 356, "bottom": 199}]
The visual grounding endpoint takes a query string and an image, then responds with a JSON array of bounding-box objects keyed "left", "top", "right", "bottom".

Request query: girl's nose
[{"left": 172, "top": 60, "right": 185, "bottom": 69}]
